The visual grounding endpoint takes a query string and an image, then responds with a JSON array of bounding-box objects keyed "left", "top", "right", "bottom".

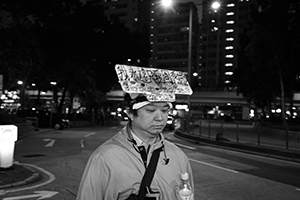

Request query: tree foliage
[
  {"left": 234, "top": 0, "right": 300, "bottom": 114},
  {"left": 0, "top": 0, "right": 150, "bottom": 114}
]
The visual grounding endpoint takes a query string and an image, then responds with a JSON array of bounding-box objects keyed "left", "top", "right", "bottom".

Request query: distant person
[{"left": 76, "top": 65, "right": 194, "bottom": 200}]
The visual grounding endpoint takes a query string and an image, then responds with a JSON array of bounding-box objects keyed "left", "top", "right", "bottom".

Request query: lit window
[
  {"left": 225, "top": 63, "right": 233, "bottom": 67},
  {"left": 211, "top": 19, "right": 215, "bottom": 23},
  {"left": 227, "top": 12, "right": 234, "bottom": 16},
  {"left": 227, "top": 21, "right": 234, "bottom": 24},
  {"left": 227, "top": 3, "right": 235, "bottom": 7},
  {"left": 225, "top": 71, "right": 234, "bottom": 75},
  {"left": 225, "top": 80, "right": 231, "bottom": 83},
  {"left": 226, "top": 55, "right": 234, "bottom": 58},
  {"left": 225, "top": 46, "right": 234, "bottom": 50},
  {"left": 226, "top": 29, "right": 234, "bottom": 33},
  {"left": 226, "top": 37, "right": 234, "bottom": 41}
]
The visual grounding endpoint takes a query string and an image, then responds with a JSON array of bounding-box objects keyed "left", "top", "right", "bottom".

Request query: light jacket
[{"left": 76, "top": 125, "right": 194, "bottom": 200}]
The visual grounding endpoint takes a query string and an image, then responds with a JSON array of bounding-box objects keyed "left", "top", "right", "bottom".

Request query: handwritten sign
[{"left": 115, "top": 64, "right": 192, "bottom": 102}]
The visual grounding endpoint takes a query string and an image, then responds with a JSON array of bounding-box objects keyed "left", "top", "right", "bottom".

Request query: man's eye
[
  {"left": 146, "top": 109, "right": 155, "bottom": 112},
  {"left": 162, "top": 109, "right": 169, "bottom": 113}
]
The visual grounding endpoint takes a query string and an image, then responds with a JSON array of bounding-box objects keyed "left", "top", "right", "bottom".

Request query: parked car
[
  {"left": 16, "top": 109, "right": 70, "bottom": 129},
  {"left": 164, "top": 115, "right": 175, "bottom": 131}
]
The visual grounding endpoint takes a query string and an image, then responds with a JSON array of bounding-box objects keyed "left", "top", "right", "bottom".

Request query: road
[{"left": 1, "top": 125, "right": 300, "bottom": 200}]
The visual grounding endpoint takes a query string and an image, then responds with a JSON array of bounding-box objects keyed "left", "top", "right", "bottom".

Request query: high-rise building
[
  {"left": 200, "top": 0, "right": 258, "bottom": 91},
  {"left": 149, "top": 2, "right": 200, "bottom": 86}
]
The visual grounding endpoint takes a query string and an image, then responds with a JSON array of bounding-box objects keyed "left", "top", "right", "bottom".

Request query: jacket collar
[{"left": 117, "top": 124, "right": 165, "bottom": 151}]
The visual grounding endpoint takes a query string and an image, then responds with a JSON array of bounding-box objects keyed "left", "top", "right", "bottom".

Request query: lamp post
[
  {"left": 160, "top": 0, "right": 221, "bottom": 84},
  {"left": 161, "top": 0, "right": 195, "bottom": 83},
  {"left": 211, "top": 1, "right": 221, "bottom": 88}
]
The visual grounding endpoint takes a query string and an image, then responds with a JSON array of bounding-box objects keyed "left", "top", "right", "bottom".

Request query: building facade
[
  {"left": 149, "top": 2, "right": 200, "bottom": 87},
  {"left": 200, "top": 0, "right": 258, "bottom": 91}
]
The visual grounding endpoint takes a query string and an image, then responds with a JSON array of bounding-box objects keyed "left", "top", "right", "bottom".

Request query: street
[{"left": 1, "top": 125, "right": 300, "bottom": 200}]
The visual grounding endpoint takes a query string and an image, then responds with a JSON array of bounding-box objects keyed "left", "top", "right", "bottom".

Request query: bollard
[{"left": 0, "top": 125, "right": 18, "bottom": 168}]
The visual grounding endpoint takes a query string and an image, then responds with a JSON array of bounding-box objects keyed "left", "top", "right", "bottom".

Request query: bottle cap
[{"left": 181, "top": 172, "right": 189, "bottom": 180}]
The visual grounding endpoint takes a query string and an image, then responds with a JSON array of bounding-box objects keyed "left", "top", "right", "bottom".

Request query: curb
[{"left": 0, "top": 164, "right": 40, "bottom": 189}]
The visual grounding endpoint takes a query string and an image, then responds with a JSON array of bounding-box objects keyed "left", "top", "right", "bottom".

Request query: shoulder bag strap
[{"left": 137, "top": 146, "right": 163, "bottom": 200}]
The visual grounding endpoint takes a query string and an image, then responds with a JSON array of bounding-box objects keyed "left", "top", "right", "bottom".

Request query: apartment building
[
  {"left": 200, "top": 0, "right": 257, "bottom": 91},
  {"left": 149, "top": 2, "right": 199, "bottom": 84}
]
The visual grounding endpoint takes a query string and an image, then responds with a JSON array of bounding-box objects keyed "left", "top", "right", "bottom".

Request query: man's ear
[{"left": 125, "top": 108, "right": 133, "bottom": 120}]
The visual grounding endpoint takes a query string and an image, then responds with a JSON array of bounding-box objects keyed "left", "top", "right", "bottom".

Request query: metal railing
[{"left": 179, "top": 118, "right": 300, "bottom": 150}]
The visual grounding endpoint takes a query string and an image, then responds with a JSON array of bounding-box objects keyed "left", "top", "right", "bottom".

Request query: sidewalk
[{"left": 174, "top": 128, "right": 300, "bottom": 163}]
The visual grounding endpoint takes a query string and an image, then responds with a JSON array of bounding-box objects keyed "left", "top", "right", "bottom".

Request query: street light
[{"left": 212, "top": 1, "right": 221, "bottom": 11}]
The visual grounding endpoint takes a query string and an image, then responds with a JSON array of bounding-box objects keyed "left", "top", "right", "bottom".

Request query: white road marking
[
  {"left": 43, "top": 139, "right": 55, "bottom": 147},
  {"left": 189, "top": 158, "right": 239, "bottom": 173},
  {"left": 3, "top": 191, "right": 58, "bottom": 200},
  {"left": 174, "top": 143, "right": 197, "bottom": 150},
  {"left": 3, "top": 163, "right": 56, "bottom": 194},
  {"left": 84, "top": 132, "right": 96, "bottom": 138},
  {"left": 80, "top": 139, "right": 85, "bottom": 148}
]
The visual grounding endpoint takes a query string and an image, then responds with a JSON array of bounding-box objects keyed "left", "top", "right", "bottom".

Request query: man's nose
[{"left": 154, "top": 110, "right": 164, "bottom": 120}]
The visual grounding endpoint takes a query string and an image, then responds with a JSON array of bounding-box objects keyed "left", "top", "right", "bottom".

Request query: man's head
[
  {"left": 124, "top": 93, "right": 172, "bottom": 136},
  {"left": 115, "top": 64, "right": 193, "bottom": 138}
]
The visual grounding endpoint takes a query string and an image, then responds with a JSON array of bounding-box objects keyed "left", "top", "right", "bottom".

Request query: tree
[
  {"left": 1, "top": 0, "right": 151, "bottom": 115},
  {"left": 234, "top": 0, "right": 300, "bottom": 120}
]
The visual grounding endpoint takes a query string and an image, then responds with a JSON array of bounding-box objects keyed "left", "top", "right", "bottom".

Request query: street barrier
[
  {"left": 0, "top": 125, "right": 18, "bottom": 168},
  {"left": 180, "top": 118, "right": 300, "bottom": 150}
]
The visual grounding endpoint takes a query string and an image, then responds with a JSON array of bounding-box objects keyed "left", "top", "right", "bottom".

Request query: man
[{"left": 76, "top": 65, "right": 194, "bottom": 200}]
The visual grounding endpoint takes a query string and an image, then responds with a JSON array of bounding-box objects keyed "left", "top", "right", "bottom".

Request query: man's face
[{"left": 131, "top": 102, "right": 170, "bottom": 136}]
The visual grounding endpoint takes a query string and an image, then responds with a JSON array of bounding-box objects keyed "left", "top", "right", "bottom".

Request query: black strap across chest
[{"left": 137, "top": 146, "right": 162, "bottom": 200}]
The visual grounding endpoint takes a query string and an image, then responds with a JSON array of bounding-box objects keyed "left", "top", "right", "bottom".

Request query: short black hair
[{"left": 124, "top": 93, "right": 138, "bottom": 117}]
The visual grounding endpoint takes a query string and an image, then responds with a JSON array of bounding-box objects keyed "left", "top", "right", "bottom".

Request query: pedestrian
[{"left": 76, "top": 65, "right": 194, "bottom": 200}]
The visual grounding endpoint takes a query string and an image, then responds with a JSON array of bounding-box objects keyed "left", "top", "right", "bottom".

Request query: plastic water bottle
[{"left": 178, "top": 172, "right": 193, "bottom": 200}]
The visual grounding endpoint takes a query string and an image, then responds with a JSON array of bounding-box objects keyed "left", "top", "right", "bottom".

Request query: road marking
[
  {"left": 43, "top": 139, "right": 55, "bottom": 147},
  {"left": 296, "top": 188, "right": 300, "bottom": 192},
  {"left": 189, "top": 158, "right": 239, "bottom": 173},
  {"left": 84, "top": 132, "right": 96, "bottom": 138},
  {"left": 174, "top": 143, "right": 197, "bottom": 150},
  {"left": 80, "top": 139, "right": 84, "bottom": 148},
  {"left": 3, "top": 191, "right": 58, "bottom": 200},
  {"left": 3, "top": 163, "right": 56, "bottom": 194}
]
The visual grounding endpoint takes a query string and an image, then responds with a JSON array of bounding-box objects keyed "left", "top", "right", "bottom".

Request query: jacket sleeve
[{"left": 76, "top": 153, "right": 118, "bottom": 200}]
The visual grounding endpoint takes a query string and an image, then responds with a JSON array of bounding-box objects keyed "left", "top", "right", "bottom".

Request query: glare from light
[
  {"left": 161, "top": 0, "right": 173, "bottom": 8},
  {"left": 271, "top": 109, "right": 275, "bottom": 113},
  {"left": 175, "top": 105, "right": 188, "bottom": 110},
  {"left": 276, "top": 108, "right": 281, "bottom": 113},
  {"left": 17, "top": 81, "right": 23, "bottom": 85},
  {"left": 212, "top": 1, "right": 221, "bottom": 11}
]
